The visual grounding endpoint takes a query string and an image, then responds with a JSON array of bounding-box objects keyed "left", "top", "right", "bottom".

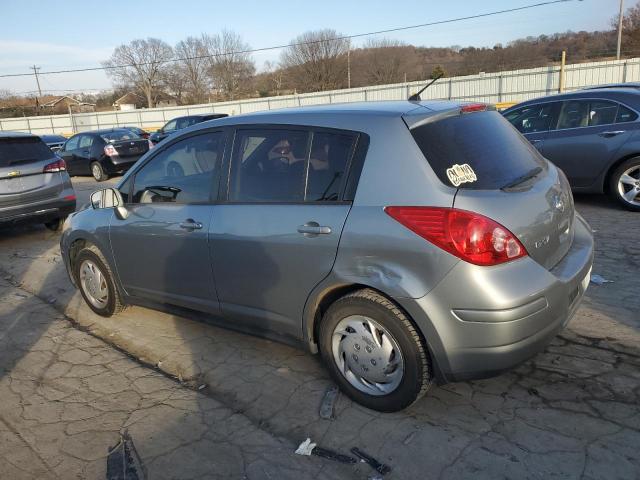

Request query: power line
[{"left": 0, "top": 0, "right": 574, "bottom": 79}]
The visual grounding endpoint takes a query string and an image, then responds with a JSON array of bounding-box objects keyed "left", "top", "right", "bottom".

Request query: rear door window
[
  {"left": 411, "top": 110, "right": 545, "bottom": 190},
  {"left": 588, "top": 100, "right": 618, "bottom": 126},
  {"left": 307, "top": 132, "right": 356, "bottom": 201},
  {"left": 229, "top": 129, "right": 310, "bottom": 202},
  {"left": 78, "top": 135, "right": 93, "bottom": 150},
  {"left": 0, "top": 137, "right": 54, "bottom": 167},
  {"left": 504, "top": 103, "right": 556, "bottom": 133}
]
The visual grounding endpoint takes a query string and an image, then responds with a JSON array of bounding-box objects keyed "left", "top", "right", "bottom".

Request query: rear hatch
[
  {"left": 0, "top": 136, "right": 64, "bottom": 208},
  {"left": 408, "top": 107, "right": 574, "bottom": 270}
]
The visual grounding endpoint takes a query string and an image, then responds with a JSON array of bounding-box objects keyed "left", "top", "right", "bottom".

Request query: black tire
[
  {"left": 91, "top": 162, "right": 108, "bottom": 182},
  {"left": 608, "top": 157, "right": 640, "bottom": 211},
  {"left": 318, "top": 288, "right": 432, "bottom": 412},
  {"left": 74, "top": 245, "right": 125, "bottom": 317},
  {"left": 44, "top": 217, "right": 64, "bottom": 232}
]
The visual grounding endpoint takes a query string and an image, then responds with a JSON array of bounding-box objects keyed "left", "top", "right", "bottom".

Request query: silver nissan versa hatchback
[{"left": 60, "top": 101, "right": 594, "bottom": 412}]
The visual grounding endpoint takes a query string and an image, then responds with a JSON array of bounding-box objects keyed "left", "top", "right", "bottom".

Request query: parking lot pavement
[
  {"left": 0, "top": 183, "right": 638, "bottom": 479},
  {"left": 70, "top": 176, "right": 118, "bottom": 206},
  {"left": 0, "top": 280, "right": 356, "bottom": 479}
]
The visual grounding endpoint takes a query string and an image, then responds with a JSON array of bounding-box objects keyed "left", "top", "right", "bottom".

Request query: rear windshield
[
  {"left": 0, "top": 137, "right": 54, "bottom": 167},
  {"left": 410, "top": 110, "right": 545, "bottom": 189},
  {"left": 41, "top": 135, "right": 67, "bottom": 143},
  {"left": 101, "top": 131, "right": 140, "bottom": 142}
]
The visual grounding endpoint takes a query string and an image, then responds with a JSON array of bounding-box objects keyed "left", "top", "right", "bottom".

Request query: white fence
[{"left": 2, "top": 57, "right": 639, "bottom": 136}]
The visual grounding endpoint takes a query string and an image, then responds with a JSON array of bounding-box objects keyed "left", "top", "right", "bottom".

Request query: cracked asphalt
[{"left": 0, "top": 178, "right": 638, "bottom": 479}]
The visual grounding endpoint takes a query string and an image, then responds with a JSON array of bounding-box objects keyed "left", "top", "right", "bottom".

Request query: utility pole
[
  {"left": 617, "top": 0, "right": 625, "bottom": 60},
  {"left": 31, "top": 65, "right": 42, "bottom": 115},
  {"left": 31, "top": 65, "right": 42, "bottom": 97},
  {"left": 347, "top": 49, "right": 351, "bottom": 89}
]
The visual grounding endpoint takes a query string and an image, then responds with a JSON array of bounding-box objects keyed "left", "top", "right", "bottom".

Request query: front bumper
[{"left": 397, "top": 213, "right": 594, "bottom": 383}]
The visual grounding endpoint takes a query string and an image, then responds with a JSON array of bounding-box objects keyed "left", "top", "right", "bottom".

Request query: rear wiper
[{"left": 501, "top": 166, "right": 542, "bottom": 190}]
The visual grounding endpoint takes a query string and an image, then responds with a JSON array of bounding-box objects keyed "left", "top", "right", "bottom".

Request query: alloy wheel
[{"left": 617, "top": 165, "right": 640, "bottom": 207}]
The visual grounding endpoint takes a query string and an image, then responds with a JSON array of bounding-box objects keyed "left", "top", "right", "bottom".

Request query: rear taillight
[
  {"left": 148, "top": 139, "right": 155, "bottom": 150},
  {"left": 43, "top": 159, "right": 66, "bottom": 173},
  {"left": 385, "top": 206, "right": 527, "bottom": 266},
  {"left": 104, "top": 144, "right": 118, "bottom": 157}
]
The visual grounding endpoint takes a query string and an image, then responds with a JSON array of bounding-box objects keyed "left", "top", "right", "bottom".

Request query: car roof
[
  {"left": 0, "top": 131, "right": 37, "bottom": 139},
  {"left": 582, "top": 82, "right": 640, "bottom": 90},
  {"left": 504, "top": 88, "right": 640, "bottom": 111},
  {"left": 191, "top": 100, "right": 465, "bottom": 130}
]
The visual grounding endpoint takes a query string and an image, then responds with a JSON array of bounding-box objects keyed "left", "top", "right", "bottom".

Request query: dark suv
[
  {"left": 1, "top": 132, "right": 76, "bottom": 230},
  {"left": 149, "top": 113, "right": 228, "bottom": 144}
]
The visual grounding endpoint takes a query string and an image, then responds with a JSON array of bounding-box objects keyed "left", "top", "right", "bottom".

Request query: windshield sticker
[{"left": 446, "top": 163, "right": 477, "bottom": 187}]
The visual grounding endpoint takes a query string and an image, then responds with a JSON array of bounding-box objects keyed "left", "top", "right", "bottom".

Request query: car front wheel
[
  {"left": 609, "top": 157, "right": 640, "bottom": 211},
  {"left": 74, "top": 245, "right": 124, "bottom": 317},
  {"left": 319, "top": 289, "right": 432, "bottom": 412}
]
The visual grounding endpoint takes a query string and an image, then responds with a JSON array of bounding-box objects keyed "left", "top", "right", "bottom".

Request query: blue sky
[{"left": 0, "top": 0, "right": 621, "bottom": 94}]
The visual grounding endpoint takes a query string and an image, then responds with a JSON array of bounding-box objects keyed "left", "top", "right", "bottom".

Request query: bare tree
[
  {"left": 280, "top": 29, "right": 350, "bottom": 92},
  {"left": 263, "top": 60, "right": 284, "bottom": 95},
  {"left": 103, "top": 38, "right": 174, "bottom": 108},
  {"left": 174, "top": 37, "right": 210, "bottom": 103},
  {"left": 202, "top": 31, "right": 255, "bottom": 100},
  {"left": 361, "top": 38, "right": 407, "bottom": 85}
]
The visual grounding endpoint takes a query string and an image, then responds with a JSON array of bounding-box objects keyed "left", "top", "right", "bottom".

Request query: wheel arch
[
  {"left": 303, "top": 280, "right": 447, "bottom": 382},
  {"left": 66, "top": 234, "right": 126, "bottom": 299},
  {"left": 603, "top": 152, "right": 640, "bottom": 193}
]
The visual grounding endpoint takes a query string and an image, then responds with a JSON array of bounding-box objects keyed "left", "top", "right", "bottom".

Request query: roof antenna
[{"left": 408, "top": 72, "right": 444, "bottom": 102}]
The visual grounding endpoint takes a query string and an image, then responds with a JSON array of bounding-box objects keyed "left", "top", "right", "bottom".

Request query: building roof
[{"left": 114, "top": 92, "right": 140, "bottom": 105}]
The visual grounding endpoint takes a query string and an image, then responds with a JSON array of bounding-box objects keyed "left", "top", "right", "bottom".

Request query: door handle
[
  {"left": 179, "top": 219, "right": 203, "bottom": 230},
  {"left": 598, "top": 130, "right": 626, "bottom": 137},
  {"left": 297, "top": 222, "right": 331, "bottom": 236},
  {"left": 530, "top": 139, "right": 542, "bottom": 144}
]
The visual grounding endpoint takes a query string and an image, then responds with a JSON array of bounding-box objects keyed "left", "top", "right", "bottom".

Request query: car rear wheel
[
  {"left": 318, "top": 289, "right": 432, "bottom": 412},
  {"left": 91, "top": 162, "right": 108, "bottom": 182},
  {"left": 74, "top": 245, "right": 125, "bottom": 317},
  {"left": 609, "top": 157, "right": 640, "bottom": 211}
]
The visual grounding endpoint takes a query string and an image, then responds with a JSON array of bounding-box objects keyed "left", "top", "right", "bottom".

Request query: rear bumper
[
  {"left": 104, "top": 157, "right": 141, "bottom": 175},
  {"left": 396, "top": 213, "right": 594, "bottom": 383},
  {"left": 0, "top": 195, "right": 76, "bottom": 226}
]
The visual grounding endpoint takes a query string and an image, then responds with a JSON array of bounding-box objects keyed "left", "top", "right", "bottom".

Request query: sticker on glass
[{"left": 446, "top": 163, "right": 477, "bottom": 187}]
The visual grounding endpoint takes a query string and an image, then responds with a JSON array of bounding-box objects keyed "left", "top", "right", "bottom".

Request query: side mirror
[{"left": 90, "top": 188, "right": 129, "bottom": 219}]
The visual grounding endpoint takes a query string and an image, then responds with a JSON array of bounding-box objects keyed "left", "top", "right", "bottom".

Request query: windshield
[
  {"left": 100, "top": 131, "right": 141, "bottom": 142},
  {"left": 410, "top": 110, "right": 546, "bottom": 189}
]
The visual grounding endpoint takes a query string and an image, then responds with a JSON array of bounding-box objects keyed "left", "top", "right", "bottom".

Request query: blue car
[{"left": 503, "top": 87, "right": 640, "bottom": 210}]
